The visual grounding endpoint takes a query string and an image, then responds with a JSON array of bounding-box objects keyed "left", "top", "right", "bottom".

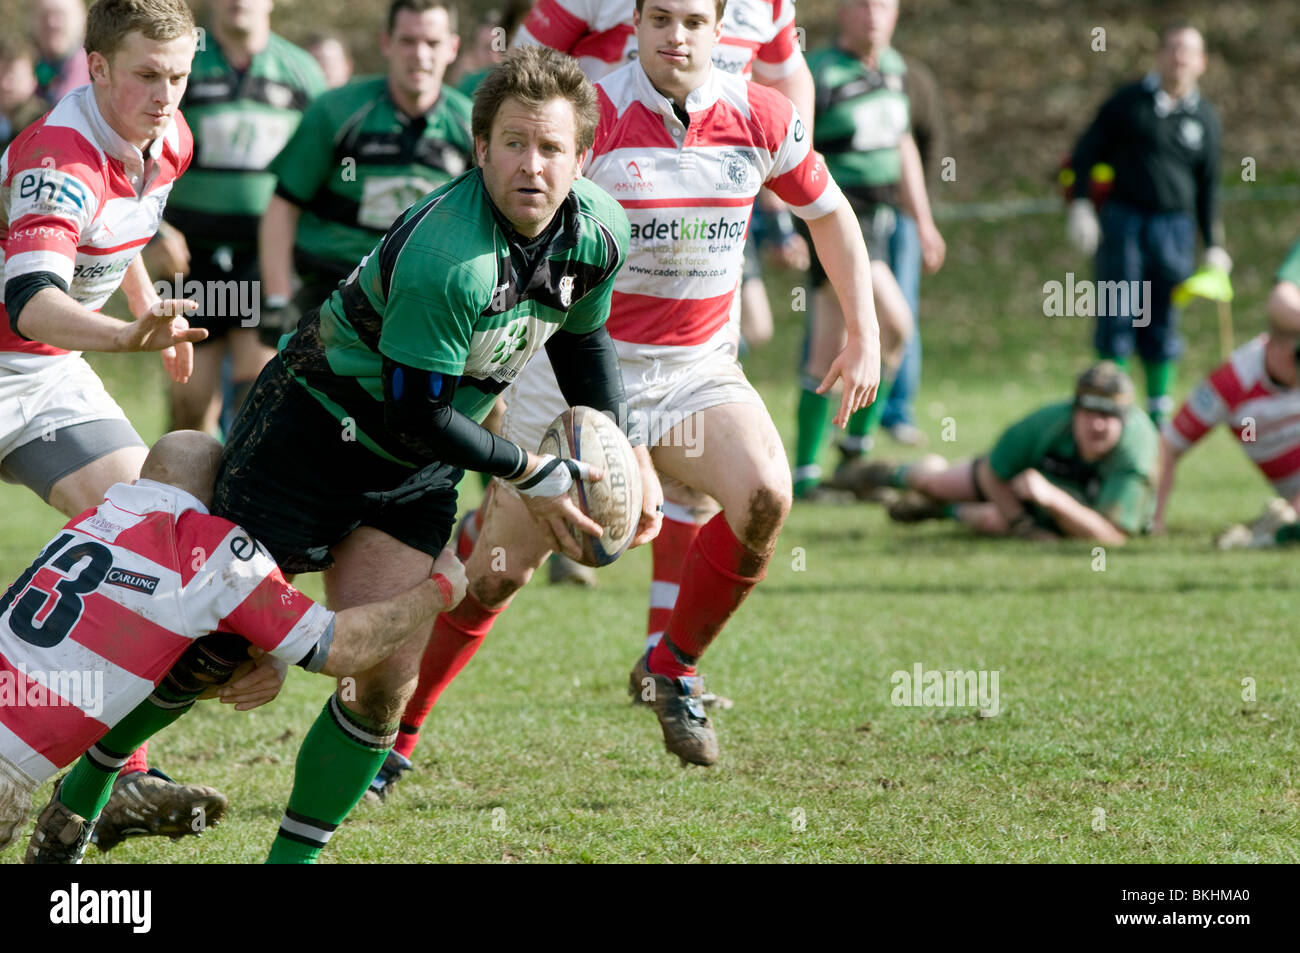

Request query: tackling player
[
  {"left": 210, "top": 46, "right": 658, "bottom": 863},
  {"left": 3, "top": 430, "right": 466, "bottom": 863},
  {"left": 1155, "top": 238, "right": 1300, "bottom": 547},
  {"left": 0, "top": 0, "right": 239, "bottom": 850},
  {"left": 383, "top": 0, "right": 880, "bottom": 779}
]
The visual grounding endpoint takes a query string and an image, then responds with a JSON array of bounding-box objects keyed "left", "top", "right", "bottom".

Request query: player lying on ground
[
  {"left": 2, "top": 431, "right": 467, "bottom": 864},
  {"left": 376, "top": 0, "right": 880, "bottom": 790},
  {"left": 848, "top": 362, "right": 1158, "bottom": 543},
  {"left": 1155, "top": 238, "right": 1300, "bottom": 547},
  {"left": 210, "top": 45, "right": 658, "bottom": 863}
]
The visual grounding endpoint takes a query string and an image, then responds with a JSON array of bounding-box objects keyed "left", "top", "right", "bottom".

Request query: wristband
[
  {"left": 431, "top": 572, "right": 455, "bottom": 607},
  {"left": 511, "top": 454, "right": 583, "bottom": 498},
  {"left": 264, "top": 294, "right": 290, "bottom": 310}
]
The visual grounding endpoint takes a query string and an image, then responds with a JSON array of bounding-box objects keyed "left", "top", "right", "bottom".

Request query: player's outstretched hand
[
  {"left": 513, "top": 452, "right": 605, "bottom": 560},
  {"left": 630, "top": 444, "right": 663, "bottom": 548},
  {"left": 215, "top": 647, "right": 287, "bottom": 711},
  {"left": 818, "top": 333, "right": 881, "bottom": 428},
  {"left": 431, "top": 546, "right": 468, "bottom": 610},
  {"left": 124, "top": 298, "right": 206, "bottom": 383}
]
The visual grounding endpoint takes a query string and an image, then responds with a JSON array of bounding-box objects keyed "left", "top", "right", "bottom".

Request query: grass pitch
[{"left": 2, "top": 198, "right": 1298, "bottom": 863}]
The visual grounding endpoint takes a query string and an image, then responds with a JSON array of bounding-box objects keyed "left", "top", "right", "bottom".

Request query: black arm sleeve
[
  {"left": 1196, "top": 108, "right": 1222, "bottom": 248},
  {"left": 382, "top": 358, "right": 528, "bottom": 478},
  {"left": 1070, "top": 90, "right": 1119, "bottom": 190},
  {"left": 545, "top": 325, "right": 643, "bottom": 445},
  {"left": 5, "top": 271, "right": 69, "bottom": 339}
]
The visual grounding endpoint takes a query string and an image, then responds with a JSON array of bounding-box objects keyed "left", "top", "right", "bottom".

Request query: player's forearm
[
  {"left": 1036, "top": 486, "right": 1128, "bottom": 544},
  {"left": 1267, "top": 282, "right": 1300, "bottom": 330},
  {"left": 766, "top": 64, "right": 815, "bottom": 140},
  {"left": 15, "top": 287, "right": 136, "bottom": 352},
  {"left": 805, "top": 199, "right": 879, "bottom": 345},
  {"left": 897, "top": 134, "right": 937, "bottom": 232},
  {"left": 1153, "top": 438, "right": 1181, "bottom": 529},
  {"left": 322, "top": 577, "right": 450, "bottom": 676},
  {"left": 260, "top": 195, "right": 301, "bottom": 300},
  {"left": 119, "top": 255, "right": 161, "bottom": 320},
  {"left": 976, "top": 460, "right": 1028, "bottom": 526}
]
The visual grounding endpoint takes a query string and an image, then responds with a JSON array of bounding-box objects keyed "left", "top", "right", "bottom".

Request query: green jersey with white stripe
[
  {"left": 271, "top": 77, "right": 474, "bottom": 275},
  {"left": 165, "top": 33, "right": 326, "bottom": 246},
  {"left": 279, "top": 169, "right": 630, "bottom": 466},
  {"left": 807, "top": 44, "right": 909, "bottom": 210}
]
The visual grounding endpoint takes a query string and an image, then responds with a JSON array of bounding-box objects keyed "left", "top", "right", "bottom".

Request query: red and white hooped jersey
[
  {"left": 0, "top": 480, "right": 332, "bottom": 783},
  {"left": 588, "top": 62, "right": 840, "bottom": 347},
  {"left": 0, "top": 84, "right": 192, "bottom": 371},
  {"left": 1165, "top": 335, "right": 1300, "bottom": 499},
  {"left": 515, "top": 0, "right": 803, "bottom": 83}
]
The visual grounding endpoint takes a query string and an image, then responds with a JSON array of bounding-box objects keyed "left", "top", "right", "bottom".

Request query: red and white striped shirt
[
  {"left": 1165, "top": 334, "right": 1300, "bottom": 499},
  {"left": 0, "top": 84, "right": 192, "bottom": 371},
  {"left": 0, "top": 480, "right": 332, "bottom": 783},
  {"left": 515, "top": 0, "right": 803, "bottom": 83},
  {"left": 588, "top": 62, "right": 840, "bottom": 346}
]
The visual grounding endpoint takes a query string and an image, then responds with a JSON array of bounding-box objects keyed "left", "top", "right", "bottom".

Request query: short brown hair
[
  {"left": 85, "top": 0, "right": 195, "bottom": 61},
  {"left": 0, "top": 35, "right": 37, "bottom": 66},
  {"left": 635, "top": 0, "right": 728, "bottom": 21},
  {"left": 386, "top": 0, "right": 457, "bottom": 36},
  {"left": 472, "top": 46, "right": 599, "bottom": 154}
]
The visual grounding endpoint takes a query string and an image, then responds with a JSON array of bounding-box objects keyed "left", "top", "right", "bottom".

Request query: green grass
[{"left": 3, "top": 198, "right": 1300, "bottom": 862}]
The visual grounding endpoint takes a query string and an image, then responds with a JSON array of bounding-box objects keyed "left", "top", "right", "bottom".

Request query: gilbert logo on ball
[{"left": 538, "top": 406, "right": 642, "bottom": 567}]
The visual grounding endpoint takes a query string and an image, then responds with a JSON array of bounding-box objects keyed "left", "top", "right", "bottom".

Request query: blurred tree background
[{"left": 8, "top": 0, "right": 1296, "bottom": 200}]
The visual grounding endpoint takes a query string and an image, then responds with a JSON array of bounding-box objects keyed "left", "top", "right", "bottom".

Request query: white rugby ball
[{"left": 538, "top": 406, "right": 642, "bottom": 567}]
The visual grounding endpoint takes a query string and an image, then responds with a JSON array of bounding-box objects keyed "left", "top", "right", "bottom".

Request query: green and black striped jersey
[
  {"left": 279, "top": 168, "right": 629, "bottom": 466},
  {"left": 165, "top": 32, "right": 326, "bottom": 246},
  {"left": 807, "top": 44, "right": 910, "bottom": 210},
  {"left": 271, "top": 77, "right": 474, "bottom": 274}
]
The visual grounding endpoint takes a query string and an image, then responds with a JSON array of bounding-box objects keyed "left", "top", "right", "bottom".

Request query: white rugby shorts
[
  {"left": 502, "top": 326, "right": 765, "bottom": 454},
  {"left": 0, "top": 354, "right": 133, "bottom": 464}
]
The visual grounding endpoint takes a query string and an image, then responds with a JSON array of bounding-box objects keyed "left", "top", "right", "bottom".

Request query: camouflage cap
[{"left": 1074, "top": 361, "right": 1135, "bottom": 417}]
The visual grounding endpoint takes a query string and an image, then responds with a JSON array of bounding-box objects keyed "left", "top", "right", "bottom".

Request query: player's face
[
  {"left": 0, "top": 57, "right": 38, "bottom": 112},
  {"left": 1073, "top": 408, "right": 1124, "bottom": 462},
  {"left": 839, "top": 0, "right": 899, "bottom": 55},
  {"left": 1157, "top": 28, "right": 1206, "bottom": 96},
  {"left": 634, "top": 0, "right": 722, "bottom": 104},
  {"left": 34, "top": 0, "right": 86, "bottom": 60},
  {"left": 382, "top": 7, "right": 459, "bottom": 101},
  {"left": 477, "top": 96, "right": 586, "bottom": 238},
  {"left": 212, "top": 0, "right": 274, "bottom": 37},
  {"left": 92, "top": 30, "right": 196, "bottom": 150}
]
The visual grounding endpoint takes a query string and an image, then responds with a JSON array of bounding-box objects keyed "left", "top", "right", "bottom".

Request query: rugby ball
[{"left": 537, "top": 406, "right": 642, "bottom": 567}]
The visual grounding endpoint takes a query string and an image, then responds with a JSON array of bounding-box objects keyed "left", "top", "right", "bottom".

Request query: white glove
[
  {"left": 1067, "top": 198, "right": 1100, "bottom": 255},
  {"left": 510, "top": 454, "right": 599, "bottom": 499},
  {"left": 1203, "top": 246, "right": 1233, "bottom": 273}
]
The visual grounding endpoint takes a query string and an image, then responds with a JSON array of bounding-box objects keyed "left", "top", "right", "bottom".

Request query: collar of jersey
[
  {"left": 1143, "top": 71, "right": 1200, "bottom": 116},
  {"left": 74, "top": 84, "right": 171, "bottom": 176},
  {"left": 106, "top": 479, "right": 210, "bottom": 518},
  {"left": 631, "top": 58, "right": 722, "bottom": 123}
]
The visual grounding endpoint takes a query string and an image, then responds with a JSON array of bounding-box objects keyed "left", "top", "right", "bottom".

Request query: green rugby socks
[{"left": 266, "top": 693, "right": 396, "bottom": 864}]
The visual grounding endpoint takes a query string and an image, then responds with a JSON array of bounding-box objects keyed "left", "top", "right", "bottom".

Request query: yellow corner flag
[{"left": 1172, "top": 267, "right": 1234, "bottom": 307}]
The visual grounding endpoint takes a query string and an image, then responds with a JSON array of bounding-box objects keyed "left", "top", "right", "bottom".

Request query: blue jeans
[
  {"left": 881, "top": 213, "right": 922, "bottom": 428},
  {"left": 1092, "top": 200, "right": 1195, "bottom": 362}
]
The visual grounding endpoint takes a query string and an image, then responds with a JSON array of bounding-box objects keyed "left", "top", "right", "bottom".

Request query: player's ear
[
  {"left": 475, "top": 135, "right": 488, "bottom": 168},
  {"left": 574, "top": 148, "right": 589, "bottom": 178},
  {"left": 88, "top": 50, "right": 110, "bottom": 84}
]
